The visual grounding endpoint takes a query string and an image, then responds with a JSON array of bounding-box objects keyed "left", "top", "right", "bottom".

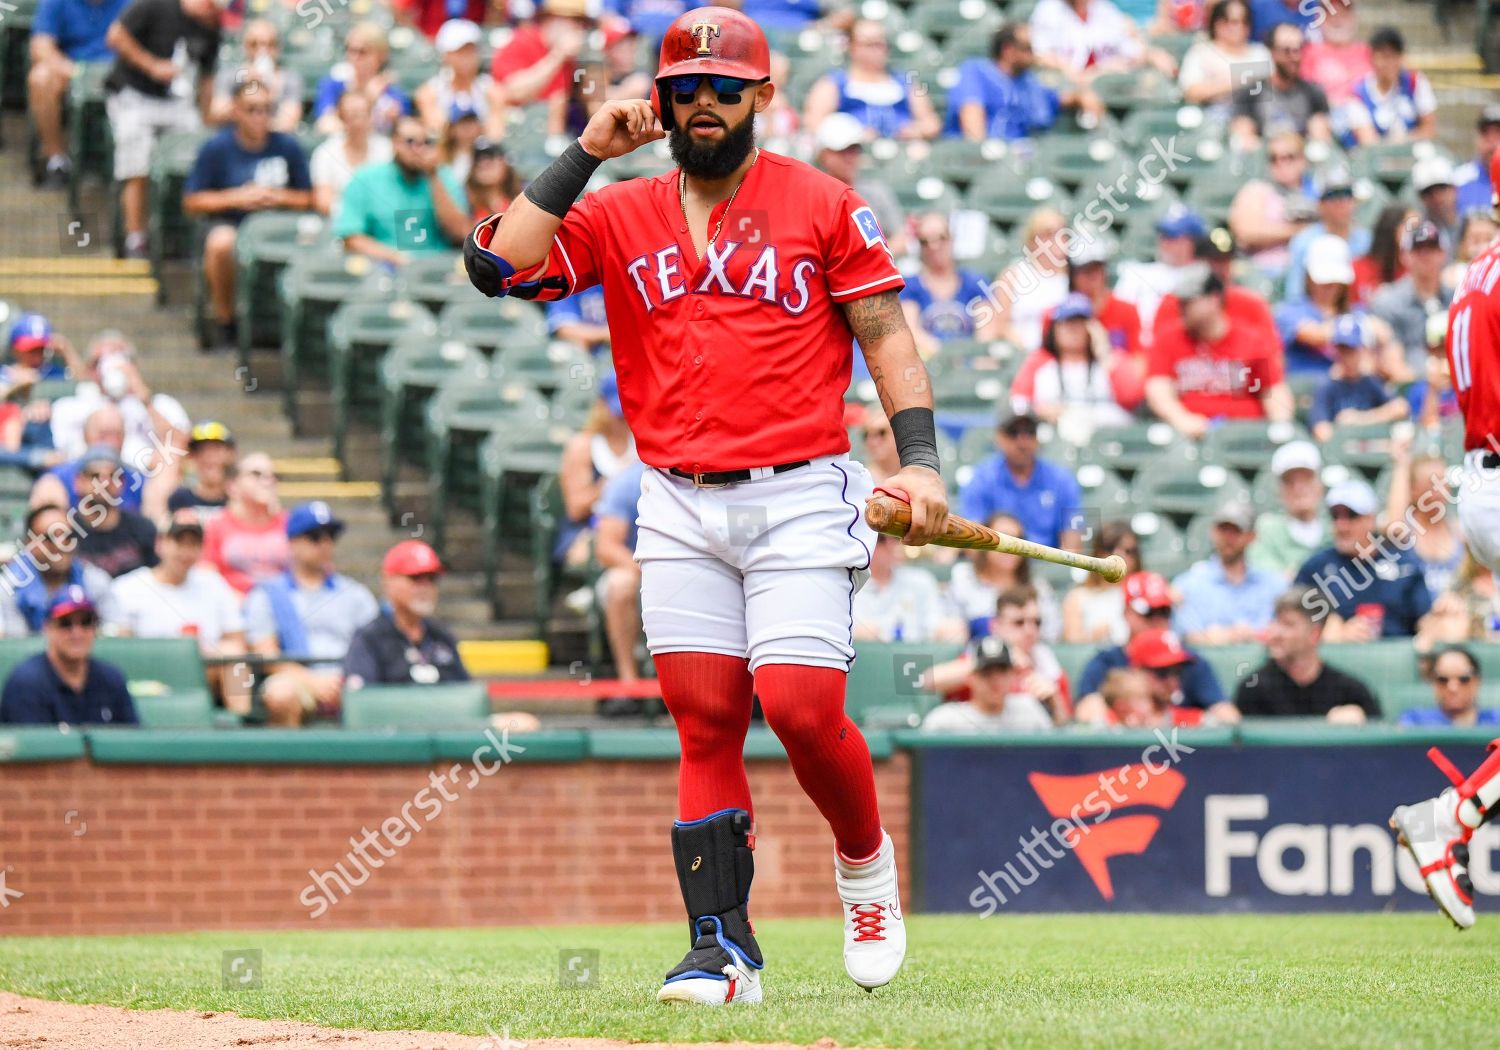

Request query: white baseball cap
[
  {"left": 816, "top": 112, "right": 867, "bottom": 153},
  {"left": 1412, "top": 155, "right": 1456, "bottom": 194},
  {"left": 435, "top": 18, "right": 483, "bottom": 54},
  {"left": 1304, "top": 234, "right": 1355, "bottom": 286},
  {"left": 1271, "top": 440, "right": 1321, "bottom": 477},
  {"left": 1326, "top": 478, "right": 1379, "bottom": 517}
]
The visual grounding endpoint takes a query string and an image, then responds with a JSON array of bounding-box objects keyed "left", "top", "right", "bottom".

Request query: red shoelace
[{"left": 850, "top": 902, "right": 887, "bottom": 942}]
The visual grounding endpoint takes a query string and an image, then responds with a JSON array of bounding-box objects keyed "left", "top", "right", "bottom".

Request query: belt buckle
[{"left": 692, "top": 472, "right": 730, "bottom": 489}]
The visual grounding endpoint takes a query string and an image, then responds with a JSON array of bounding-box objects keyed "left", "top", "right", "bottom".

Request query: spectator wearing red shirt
[
  {"left": 1299, "top": 0, "right": 1371, "bottom": 105},
  {"left": 1153, "top": 226, "right": 1279, "bottom": 351},
  {"left": 1146, "top": 265, "right": 1293, "bottom": 437},
  {"left": 1012, "top": 239, "right": 1145, "bottom": 410},
  {"left": 201, "top": 450, "right": 289, "bottom": 594},
  {"left": 399, "top": 0, "right": 493, "bottom": 40},
  {"left": 491, "top": 0, "right": 590, "bottom": 111}
]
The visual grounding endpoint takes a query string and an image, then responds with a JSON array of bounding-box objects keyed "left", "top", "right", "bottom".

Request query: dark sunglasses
[
  {"left": 399, "top": 134, "right": 437, "bottom": 147},
  {"left": 1437, "top": 674, "right": 1475, "bottom": 686},
  {"left": 1003, "top": 616, "right": 1042, "bottom": 627},
  {"left": 55, "top": 614, "right": 98, "bottom": 630},
  {"left": 668, "top": 74, "right": 762, "bottom": 104},
  {"left": 302, "top": 528, "right": 339, "bottom": 542},
  {"left": 1329, "top": 508, "right": 1363, "bottom": 521},
  {"left": 918, "top": 234, "right": 951, "bottom": 247}
]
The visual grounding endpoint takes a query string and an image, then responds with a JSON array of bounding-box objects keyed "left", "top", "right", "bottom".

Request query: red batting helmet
[{"left": 653, "top": 6, "right": 770, "bottom": 127}]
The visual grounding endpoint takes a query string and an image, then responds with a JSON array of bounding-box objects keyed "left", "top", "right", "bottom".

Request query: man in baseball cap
[
  {"left": 1294, "top": 478, "right": 1432, "bottom": 641},
  {"left": 1413, "top": 155, "right": 1460, "bottom": 243},
  {"left": 166, "top": 421, "right": 238, "bottom": 518},
  {"left": 1248, "top": 441, "right": 1329, "bottom": 578},
  {"left": 1369, "top": 219, "right": 1454, "bottom": 370},
  {"left": 920, "top": 636, "right": 1053, "bottom": 733},
  {"left": 1454, "top": 104, "right": 1500, "bottom": 214},
  {"left": 245, "top": 501, "right": 378, "bottom": 726},
  {"left": 1308, "top": 315, "right": 1408, "bottom": 443},
  {"left": 1173, "top": 497, "right": 1284, "bottom": 646},
  {"left": 0, "top": 585, "right": 136, "bottom": 726},
  {"left": 342, "top": 540, "right": 470, "bottom": 691},
  {"left": 1073, "top": 571, "right": 1239, "bottom": 723},
  {"left": 960, "top": 410, "right": 1083, "bottom": 551}
]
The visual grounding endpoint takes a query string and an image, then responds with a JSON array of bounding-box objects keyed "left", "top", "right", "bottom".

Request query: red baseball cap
[
  {"left": 1127, "top": 628, "right": 1191, "bottom": 671},
  {"left": 1123, "top": 571, "right": 1174, "bottom": 615},
  {"left": 382, "top": 540, "right": 444, "bottom": 576}
]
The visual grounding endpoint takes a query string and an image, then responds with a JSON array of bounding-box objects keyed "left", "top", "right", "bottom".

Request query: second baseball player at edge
[{"left": 463, "top": 6, "right": 950, "bottom": 1006}]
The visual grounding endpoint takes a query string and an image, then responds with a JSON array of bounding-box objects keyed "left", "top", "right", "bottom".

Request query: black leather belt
[
  {"left": 1482, "top": 452, "right": 1500, "bottom": 469},
  {"left": 669, "top": 460, "right": 811, "bottom": 487}
]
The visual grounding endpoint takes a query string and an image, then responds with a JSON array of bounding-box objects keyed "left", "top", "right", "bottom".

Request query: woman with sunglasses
[
  {"left": 1399, "top": 647, "right": 1498, "bottom": 726},
  {"left": 313, "top": 22, "right": 411, "bottom": 136},
  {"left": 466, "top": 6, "right": 945, "bottom": 1006},
  {"left": 201, "top": 451, "right": 289, "bottom": 595},
  {"left": 464, "top": 138, "right": 522, "bottom": 221}
]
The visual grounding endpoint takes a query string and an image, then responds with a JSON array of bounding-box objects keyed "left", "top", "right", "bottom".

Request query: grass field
[{"left": 0, "top": 915, "right": 1492, "bottom": 1049}]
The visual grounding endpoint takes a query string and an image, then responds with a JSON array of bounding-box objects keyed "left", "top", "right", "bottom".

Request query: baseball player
[
  {"left": 464, "top": 7, "right": 947, "bottom": 1003},
  {"left": 1390, "top": 151, "right": 1500, "bottom": 930}
]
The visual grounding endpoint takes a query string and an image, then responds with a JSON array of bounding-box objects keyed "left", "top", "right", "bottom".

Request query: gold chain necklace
[{"left": 679, "top": 148, "right": 759, "bottom": 261}]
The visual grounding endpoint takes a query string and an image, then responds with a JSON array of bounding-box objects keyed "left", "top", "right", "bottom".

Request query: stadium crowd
[{"left": 3, "top": 0, "right": 1500, "bottom": 730}]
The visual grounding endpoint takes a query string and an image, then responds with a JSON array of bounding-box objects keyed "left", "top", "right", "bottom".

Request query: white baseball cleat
[
  {"left": 1392, "top": 788, "right": 1476, "bottom": 931},
  {"left": 657, "top": 961, "right": 763, "bottom": 1005},
  {"left": 835, "top": 831, "right": 906, "bottom": 990}
]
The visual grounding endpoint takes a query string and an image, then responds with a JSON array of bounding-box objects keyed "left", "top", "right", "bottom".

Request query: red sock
[
  {"left": 754, "top": 663, "right": 883, "bottom": 858},
  {"left": 656, "top": 651, "right": 755, "bottom": 821}
]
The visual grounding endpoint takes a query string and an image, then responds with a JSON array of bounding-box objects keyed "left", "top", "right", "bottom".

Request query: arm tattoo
[{"left": 841, "top": 290, "right": 907, "bottom": 347}]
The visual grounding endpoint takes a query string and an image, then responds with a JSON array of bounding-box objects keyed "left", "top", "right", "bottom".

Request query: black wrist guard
[
  {"left": 890, "top": 407, "right": 941, "bottom": 474},
  {"left": 521, "top": 140, "right": 603, "bottom": 219}
]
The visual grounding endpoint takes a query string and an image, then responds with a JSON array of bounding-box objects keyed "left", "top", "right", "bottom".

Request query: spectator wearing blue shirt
[
  {"left": 0, "top": 585, "right": 135, "bottom": 726},
  {"left": 1172, "top": 499, "right": 1286, "bottom": 646},
  {"left": 312, "top": 22, "right": 412, "bottom": 136},
  {"left": 803, "top": 20, "right": 940, "bottom": 141},
  {"left": 595, "top": 460, "right": 647, "bottom": 715},
  {"left": 1308, "top": 315, "right": 1407, "bottom": 442},
  {"left": 958, "top": 411, "right": 1083, "bottom": 552},
  {"left": 29, "top": 0, "right": 131, "bottom": 184},
  {"left": 0, "top": 504, "right": 121, "bottom": 637},
  {"left": 1275, "top": 234, "right": 1363, "bottom": 375},
  {"left": 32, "top": 405, "right": 147, "bottom": 515},
  {"left": 741, "top": 0, "right": 822, "bottom": 32},
  {"left": 184, "top": 78, "right": 313, "bottom": 354},
  {"left": 1294, "top": 479, "right": 1433, "bottom": 640},
  {"left": 1247, "top": 0, "right": 1315, "bottom": 41},
  {"left": 1454, "top": 106, "right": 1500, "bottom": 214},
  {"left": 900, "top": 213, "right": 1002, "bottom": 355},
  {"left": 1282, "top": 170, "right": 1371, "bottom": 303},
  {"left": 246, "top": 501, "right": 379, "bottom": 726},
  {"left": 946, "top": 24, "right": 1075, "bottom": 142},
  {"left": 602, "top": 0, "right": 690, "bottom": 40},
  {"left": 547, "top": 285, "right": 610, "bottom": 355},
  {"left": 1400, "top": 647, "right": 1500, "bottom": 728}
]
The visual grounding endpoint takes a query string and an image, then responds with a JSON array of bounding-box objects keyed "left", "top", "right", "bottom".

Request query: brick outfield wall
[{"left": 0, "top": 756, "right": 910, "bottom": 935}]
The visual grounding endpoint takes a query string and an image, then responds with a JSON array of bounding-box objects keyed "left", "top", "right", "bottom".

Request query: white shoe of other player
[
  {"left": 656, "top": 959, "right": 763, "bottom": 1005},
  {"left": 835, "top": 830, "right": 907, "bottom": 989},
  {"left": 1391, "top": 788, "right": 1476, "bottom": 931}
]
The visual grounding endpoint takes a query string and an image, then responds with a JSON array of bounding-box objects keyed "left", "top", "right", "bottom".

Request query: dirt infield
[{"left": 0, "top": 992, "right": 884, "bottom": 1050}]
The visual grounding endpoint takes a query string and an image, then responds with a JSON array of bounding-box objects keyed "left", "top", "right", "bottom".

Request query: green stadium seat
[
  {"left": 1196, "top": 643, "right": 1266, "bottom": 694},
  {"left": 1322, "top": 420, "right": 1401, "bottom": 479},
  {"left": 846, "top": 640, "right": 965, "bottom": 728},
  {"left": 328, "top": 299, "right": 440, "bottom": 467},
  {"left": 0, "top": 0, "right": 38, "bottom": 115},
  {"left": 133, "top": 691, "right": 219, "bottom": 729},
  {"left": 63, "top": 61, "right": 113, "bottom": 214},
  {"left": 147, "top": 129, "right": 212, "bottom": 294},
  {"left": 423, "top": 376, "right": 552, "bottom": 552},
  {"left": 1078, "top": 420, "right": 1186, "bottom": 480},
  {"left": 394, "top": 252, "right": 483, "bottom": 315},
  {"left": 963, "top": 173, "right": 1072, "bottom": 231},
  {"left": 92, "top": 637, "right": 211, "bottom": 695},
  {"left": 549, "top": 358, "right": 602, "bottom": 425},
  {"left": 1199, "top": 420, "right": 1311, "bottom": 478},
  {"left": 1031, "top": 135, "right": 1126, "bottom": 193},
  {"left": 923, "top": 138, "right": 1012, "bottom": 192},
  {"left": 278, "top": 251, "right": 399, "bottom": 430},
  {"left": 341, "top": 682, "right": 490, "bottom": 729},
  {"left": 530, "top": 473, "right": 597, "bottom": 638},
  {"left": 909, "top": 0, "right": 1005, "bottom": 47},
  {"left": 1074, "top": 462, "right": 1134, "bottom": 522},
  {"left": 378, "top": 336, "right": 489, "bottom": 515},
  {"left": 495, "top": 340, "right": 590, "bottom": 400},
  {"left": 480, "top": 424, "right": 572, "bottom": 616},
  {"left": 1090, "top": 70, "right": 1181, "bottom": 116},
  {"left": 1051, "top": 642, "right": 1097, "bottom": 692},
  {"left": 1349, "top": 141, "right": 1450, "bottom": 195},
  {"left": 233, "top": 210, "right": 333, "bottom": 365},
  {"left": 437, "top": 298, "right": 549, "bottom": 358},
  {"left": 1132, "top": 445, "right": 1253, "bottom": 524},
  {"left": 1153, "top": 31, "right": 1199, "bottom": 66},
  {"left": 1131, "top": 511, "right": 1191, "bottom": 578}
]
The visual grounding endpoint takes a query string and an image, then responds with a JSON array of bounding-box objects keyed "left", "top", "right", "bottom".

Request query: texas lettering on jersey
[{"left": 503, "top": 151, "right": 904, "bottom": 472}]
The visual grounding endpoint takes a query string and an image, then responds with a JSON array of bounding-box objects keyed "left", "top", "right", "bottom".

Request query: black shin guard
[{"left": 665, "top": 809, "right": 764, "bottom": 982}]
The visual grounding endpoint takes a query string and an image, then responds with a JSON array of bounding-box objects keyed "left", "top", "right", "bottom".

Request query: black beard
[{"left": 669, "top": 112, "right": 756, "bottom": 180}]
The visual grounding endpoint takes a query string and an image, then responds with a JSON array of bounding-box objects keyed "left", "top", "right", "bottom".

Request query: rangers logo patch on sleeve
[{"left": 852, "top": 207, "right": 886, "bottom": 248}]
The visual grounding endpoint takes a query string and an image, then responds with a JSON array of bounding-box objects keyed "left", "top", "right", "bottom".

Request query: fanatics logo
[{"left": 1028, "top": 764, "right": 1188, "bottom": 900}]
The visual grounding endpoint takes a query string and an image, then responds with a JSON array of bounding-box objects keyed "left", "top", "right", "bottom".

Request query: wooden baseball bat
[{"left": 864, "top": 493, "right": 1128, "bottom": 583}]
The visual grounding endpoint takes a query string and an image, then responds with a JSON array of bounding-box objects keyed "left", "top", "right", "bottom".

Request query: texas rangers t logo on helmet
[{"left": 691, "top": 21, "right": 720, "bottom": 54}]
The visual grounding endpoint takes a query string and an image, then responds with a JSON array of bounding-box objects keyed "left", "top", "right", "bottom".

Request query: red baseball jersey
[
  {"left": 1448, "top": 238, "right": 1500, "bottom": 452},
  {"left": 1147, "top": 318, "right": 1284, "bottom": 420},
  {"left": 510, "top": 151, "right": 903, "bottom": 471}
]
